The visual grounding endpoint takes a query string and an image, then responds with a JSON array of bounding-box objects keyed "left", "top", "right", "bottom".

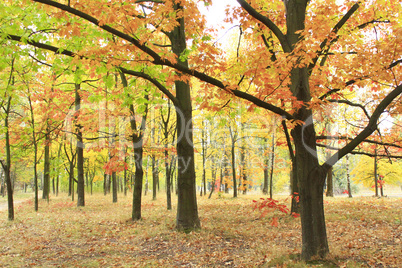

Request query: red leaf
[{"left": 271, "top": 217, "right": 279, "bottom": 227}]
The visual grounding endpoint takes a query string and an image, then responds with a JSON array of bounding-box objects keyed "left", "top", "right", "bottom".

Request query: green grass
[{"left": 0, "top": 192, "right": 401, "bottom": 267}]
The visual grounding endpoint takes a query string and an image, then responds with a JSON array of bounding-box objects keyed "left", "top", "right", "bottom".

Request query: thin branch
[
  {"left": 316, "top": 135, "right": 402, "bottom": 149},
  {"left": 323, "top": 84, "right": 402, "bottom": 170},
  {"left": 316, "top": 143, "right": 402, "bottom": 159},
  {"left": 236, "top": 0, "right": 290, "bottom": 52},
  {"left": 327, "top": 99, "right": 371, "bottom": 119},
  {"left": 308, "top": 3, "right": 360, "bottom": 73}
]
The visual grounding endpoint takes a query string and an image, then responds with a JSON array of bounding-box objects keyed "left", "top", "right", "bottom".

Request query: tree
[
  {"left": 352, "top": 155, "right": 402, "bottom": 195},
  {"left": 0, "top": 57, "right": 15, "bottom": 221},
  {"left": 2, "top": 0, "right": 401, "bottom": 260}
]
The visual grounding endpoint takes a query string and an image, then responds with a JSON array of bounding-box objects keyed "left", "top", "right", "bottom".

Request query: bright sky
[{"left": 198, "top": 0, "right": 239, "bottom": 44}]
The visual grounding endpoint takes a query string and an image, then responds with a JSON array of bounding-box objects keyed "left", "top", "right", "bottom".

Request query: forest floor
[{"left": 0, "top": 191, "right": 401, "bottom": 267}]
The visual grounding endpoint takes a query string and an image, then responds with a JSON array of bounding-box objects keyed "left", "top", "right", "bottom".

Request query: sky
[{"left": 197, "top": 0, "right": 239, "bottom": 44}]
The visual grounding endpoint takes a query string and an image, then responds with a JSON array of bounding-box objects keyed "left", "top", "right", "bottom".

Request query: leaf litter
[{"left": 0, "top": 193, "right": 401, "bottom": 267}]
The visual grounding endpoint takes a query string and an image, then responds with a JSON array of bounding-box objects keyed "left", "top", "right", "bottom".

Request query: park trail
[{"left": 0, "top": 199, "right": 30, "bottom": 211}]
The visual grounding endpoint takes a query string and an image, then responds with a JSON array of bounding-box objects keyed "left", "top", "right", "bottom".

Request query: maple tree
[{"left": 1, "top": 0, "right": 401, "bottom": 261}]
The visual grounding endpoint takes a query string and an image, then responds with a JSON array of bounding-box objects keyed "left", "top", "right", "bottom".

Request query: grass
[{"left": 0, "top": 192, "right": 401, "bottom": 267}]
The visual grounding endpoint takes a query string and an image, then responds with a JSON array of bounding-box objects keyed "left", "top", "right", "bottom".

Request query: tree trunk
[
  {"left": 112, "top": 172, "right": 117, "bottom": 203},
  {"left": 168, "top": 2, "right": 200, "bottom": 231},
  {"left": 240, "top": 144, "right": 247, "bottom": 195},
  {"left": 269, "top": 124, "right": 276, "bottom": 199},
  {"left": 325, "top": 167, "right": 334, "bottom": 197},
  {"left": 132, "top": 145, "right": 144, "bottom": 220},
  {"left": 75, "top": 83, "right": 85, "bottom": 207},
  {"left": 292, "top": 121, "right": 329, "bottom": 260},
  {"left": 152, "top": 156, "right": 158, "bottom": 200},
  {"left": 374, "top": 151, "right": 379, "bottom": 197},
  {"left": 285, "top": 0, "right": 329, "bottom": 259},
  {"left": 165, "top": 149, "right": 172, "bottom": 210},
  {"left": 120, "top": 71, "right": 148, "bottom": 221},
  {"left": 230, "top": 140, "right": 237, "bottom": 198},
  {"left": 262, "top": 138, "right": 269, "bottom": 195},
  {"left": 208, "top": 157, "right": 216, "bottom": 199},
  {"left": 124, "top": 156, "right": 128, "bottom": 196},
  {"left": 346, "top": 155, "right": 352, "bottom": 198},
  {"left": 42, "top": 133, "right": 50, "bottom": 201},
  {"left": 2, "top": 95, "right": 14, "bottom": 220},
  {"left": 28, "top": 93, "right": 39, "bottom": 211}
]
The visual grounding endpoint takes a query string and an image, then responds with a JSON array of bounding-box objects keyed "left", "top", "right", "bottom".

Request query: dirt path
[{"left": 0, "top": 199, "right": 30, "bottom": 211}]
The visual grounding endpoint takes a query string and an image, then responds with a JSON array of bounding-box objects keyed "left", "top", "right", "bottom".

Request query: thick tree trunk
[
  {"left": 292, "top": 120, "right": 329, "bottom": 260},
  {"left": 285, "top": 0, "right": 329, "bottom": 260},
  {"left": 175, "top": 102, "right": 200, "bottom": 230},
  {"left": 168, "top": 2, "right": 200, "bottom": 231}
]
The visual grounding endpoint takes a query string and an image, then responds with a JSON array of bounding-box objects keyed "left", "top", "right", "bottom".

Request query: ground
[{"left": 0, "top": 191, "right": 401, "bottom": 267}]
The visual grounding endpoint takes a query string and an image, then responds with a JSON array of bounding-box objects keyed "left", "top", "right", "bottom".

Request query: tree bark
[
  {"left": 374, "top": 151, "right": 379, "bottom": 197},
  {"left": 2, "top": 95, "right": 14, "bottom": 221},
  {"left": 75, "top": 83, "right": 85, "bottom": 207},
  {"left": 112, "top": 172, "right": 117, "bottom": 203},
  {"left": 284, "top": 0, "right": 329, "bottom": 259},
  {"left": 120, "top": 72, "right": 148, "bottom": 220},
  {"left": 269, "top": 122, "right": 276, "bottom": 199},
  {"left": 230, "top": 139, "right": 237, "bottom": 198},
  {"left": 42, "top": 133, "right": 50, "bottom": 201},
  {"left": 152, "top": 156, "right": 158, "bottom": 201},
  {"left": 168, "top": 1, "right": 200, "bottom": 230},
  {"left": 132, "top": 145, "right": 144, "bottom": 220},
  {"left": 201, "top": 123, "right": 206, "bottom": 196},
  {"left": 346, "top": 155, "right": 352, "bottom": 198},
  {"left": 325, "top": 167, "right": 334, "bottom": 197},
  {"left": 28, "top": 91, "right": 39, "bottom": 211}
]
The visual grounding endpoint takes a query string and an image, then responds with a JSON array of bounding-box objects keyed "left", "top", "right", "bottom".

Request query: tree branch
[
  {"left": 316, "top": 143, "right": 402, "bottom": 159},
  {"left": 308, "top": 3, "right": 360, "bottom": 73},
  {"left": 5, "top": 33, "right": 180, "bottom": 106},
  {"left": 5, "top": 32, "right": 293, "bottom": 120},
  {"left": 327, "top": 99, "right": 371, "bottom": 119},
  {"left": 236, "top": 0, "right": 290, "bottom": 52},
  {"left": 322, "top": 84, "right": 402, "bottom": 170},
  {"left": 316, "top": 135, "right": 402, "bottom": 149}
]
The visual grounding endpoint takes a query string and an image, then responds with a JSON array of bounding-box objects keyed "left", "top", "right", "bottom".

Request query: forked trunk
[{"left": 292, "top": 112, "right": 329, "bottom": 260}]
